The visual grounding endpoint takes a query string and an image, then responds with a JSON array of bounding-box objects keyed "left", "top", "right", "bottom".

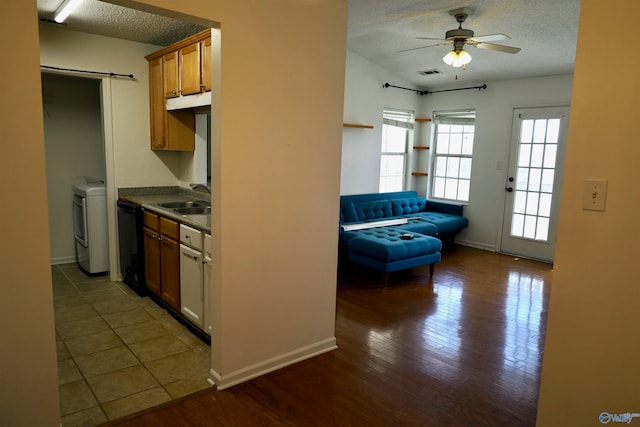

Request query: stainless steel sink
[
  {"left": 158, "top": 201, "right": 207, "bottom": 209},
  {"left": 173, "top": 206, "right": 211, "bottom": 215}
]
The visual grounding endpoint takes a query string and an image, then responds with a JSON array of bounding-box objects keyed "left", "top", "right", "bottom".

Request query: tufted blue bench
[{"left": 347, "top": 227, "right": 442, "bottom": 285}]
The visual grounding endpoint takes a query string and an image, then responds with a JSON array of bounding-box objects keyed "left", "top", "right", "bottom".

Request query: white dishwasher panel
[
  {"left": 180, "top": 243, "right": 204, "bottom": 328},
  {"left": 180, "top": 224, "right": 203, "bottom": 251}
]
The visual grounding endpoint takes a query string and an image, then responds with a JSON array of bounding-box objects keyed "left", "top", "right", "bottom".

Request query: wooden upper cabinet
[
  {"left": 201, "top": 36, "right": 212, "bottom": 92},
  {"left": 163, "top": 51, "right": 179, "bottom": 98},
  {"left": 145, "top": 29, "right": 211, "bottom": 151},
  {"left": 148, "top": 57, "right": 166, "bottom": 150},
  {"left": 180, "top": 42, "right": 202, "bottom": 96},
  {"left": 148, "top": 56, "right": 194, "bottom": 151}
]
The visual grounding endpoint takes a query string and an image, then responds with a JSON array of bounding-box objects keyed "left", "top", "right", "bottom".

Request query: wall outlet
[{"left": 582, "top": 179, "right": 607, "bottom": 211}]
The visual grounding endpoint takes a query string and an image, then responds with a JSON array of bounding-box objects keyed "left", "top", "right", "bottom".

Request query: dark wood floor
[{"left": 108, "top": 245, "right": 551, "bottom": 426}]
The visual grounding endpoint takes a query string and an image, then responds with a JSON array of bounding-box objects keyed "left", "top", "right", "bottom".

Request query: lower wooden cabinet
[{"left": 143, "top": 211, "right": 180, "bottom": 311}]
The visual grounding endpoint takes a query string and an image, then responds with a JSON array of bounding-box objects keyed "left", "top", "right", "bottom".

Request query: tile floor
[{"left": 52, "top": 263, "right": 212, "bottom": 426}]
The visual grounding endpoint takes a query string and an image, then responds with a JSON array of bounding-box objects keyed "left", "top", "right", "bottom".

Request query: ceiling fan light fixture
[
  {"left": 54, "top": 0, "right": 84, "bottom": 23},
  {"left": 443, "top": 49, "right": 472, "bottom": 67}
]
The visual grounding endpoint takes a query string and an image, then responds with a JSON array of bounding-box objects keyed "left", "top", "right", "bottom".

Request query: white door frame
[{"left": 499, "top": 106, "right": 570, "bottom": 263}]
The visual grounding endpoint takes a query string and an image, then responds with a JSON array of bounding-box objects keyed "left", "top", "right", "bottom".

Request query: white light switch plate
[{"left": 582, "top": 179, "right": 607, "bottom": 211}]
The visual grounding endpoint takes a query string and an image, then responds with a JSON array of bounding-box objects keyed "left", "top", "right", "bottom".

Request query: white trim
[
  {"left": 50, "top": 256, "right": 77, "bottom": 265},
  {"left": 166, "top": 92, "right": 211, "bottom": 110},
  {"left": 100, "top": 78, "right": 119, "bottom": 282},
  {"left": 210, "top": 337, "right": 337, "bottom": 390},
  {"left": 455, "top": 239, "right": 497, "bottom": 252}
]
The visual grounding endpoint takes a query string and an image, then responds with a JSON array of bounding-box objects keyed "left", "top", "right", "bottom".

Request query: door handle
[{"left": 506, "top": 176, "right": 514, "bottom": 192}]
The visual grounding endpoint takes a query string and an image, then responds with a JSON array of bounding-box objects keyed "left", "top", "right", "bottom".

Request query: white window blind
[{"left": 379, "top": 108, "right": 414, "bottom": 192}]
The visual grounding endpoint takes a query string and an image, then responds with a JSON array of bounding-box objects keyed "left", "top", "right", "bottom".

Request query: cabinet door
[
  {"left": 165, "top": 110, "right": 195, "bottom": 151},
  {"left": 180, "top": 42, "right": 201, "bottom": 96},
  {"left": 160, "top": 236, "right": 180, "bottom": 311},
  {"left": 180, "top": 244, "right": 203, "bottom": 328},
  {"left": 148, "top": 57, "right": 166, "bottom": 150},
  {"left": 163, "top": 51, "right": 179, "bottom": 98},
  {"left": 201, "top": 36, "right": 212, "bottom": 92},
  {"left": 143, "top": 227, "right": 162, "bottom": 297}
]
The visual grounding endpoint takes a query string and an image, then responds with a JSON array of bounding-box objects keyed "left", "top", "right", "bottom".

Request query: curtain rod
[
  {"left": 41, "top": 65, "right": 134, "bottom": 79},
  {"left": 383, "top": 82, "right": 487, "bottom": 96}
]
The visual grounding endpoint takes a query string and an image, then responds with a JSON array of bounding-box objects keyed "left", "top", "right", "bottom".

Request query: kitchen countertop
[{"left": 119, "top": 186, "right": 211, "bottom": 232}]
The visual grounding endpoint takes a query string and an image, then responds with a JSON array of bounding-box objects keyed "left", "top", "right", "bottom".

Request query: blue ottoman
[{"left": 347, "top": 227, "right": 442, "bottom": 285}]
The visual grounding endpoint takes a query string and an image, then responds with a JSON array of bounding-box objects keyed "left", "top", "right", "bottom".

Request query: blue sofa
[
  {"left": 339, "top": 191, "right": 468, "bottom": 247},
  {"left": 338, "top": 191, "right": 468, "bottom": 283}
]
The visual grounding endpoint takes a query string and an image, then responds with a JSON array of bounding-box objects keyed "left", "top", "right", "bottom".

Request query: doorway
[
  {"left": 42, "top": 73, "right": 106, "bottom": 265},
  {"left": 500, "top": 107, "right": 570, "bottom": 262}
]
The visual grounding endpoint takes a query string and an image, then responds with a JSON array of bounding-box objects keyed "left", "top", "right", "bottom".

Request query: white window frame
[
  {"left": 379, "top": 108, "right": 414, "bottom": 192},
  {"left": 429, "top": 110, "right": 476, "bottom": 203}
]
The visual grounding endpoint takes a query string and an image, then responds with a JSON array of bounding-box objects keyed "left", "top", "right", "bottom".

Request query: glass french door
[{"left": 500, "top": 107, "right": 569, "bottom": 262}]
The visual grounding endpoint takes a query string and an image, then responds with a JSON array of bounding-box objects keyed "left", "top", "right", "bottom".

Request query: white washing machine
[{"left": 73, "top": 181, "right": 109, "bottom": 275}]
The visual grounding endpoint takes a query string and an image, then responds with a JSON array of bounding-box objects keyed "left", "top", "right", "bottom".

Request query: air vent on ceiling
[{"left": 418, "top": 69, "right": 441, "bottom": 76}]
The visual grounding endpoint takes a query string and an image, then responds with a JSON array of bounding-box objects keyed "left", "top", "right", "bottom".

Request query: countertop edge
[{"left": 118, "top": 188, "right": 211, "bottom": 233}]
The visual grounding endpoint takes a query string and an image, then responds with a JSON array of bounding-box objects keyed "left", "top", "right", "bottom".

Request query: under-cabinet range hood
[{"left": 166, "top": 92, "right": 211, "bottom": 111}]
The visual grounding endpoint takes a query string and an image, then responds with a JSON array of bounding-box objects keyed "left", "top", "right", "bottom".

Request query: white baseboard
[
  {"left": 454, "top": 239, "right": 497, "bottom": 252},
  {"left": 210, "top": 336, "right": 337, "bottom": 390},
  {"left": 50, "top": 255, "right": 76, "bottom": 265}
]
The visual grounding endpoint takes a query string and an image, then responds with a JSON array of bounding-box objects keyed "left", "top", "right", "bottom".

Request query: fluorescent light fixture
[
  {"left": 443, "top": 49, "right": 472, "bottom": 68},
  {"left": 54, "top": 0, "right": 84, "bottom": 23}
]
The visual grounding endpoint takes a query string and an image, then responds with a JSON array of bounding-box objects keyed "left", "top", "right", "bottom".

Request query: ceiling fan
[{"left": 401, "top": 8, "right": 521, "bottom": 68}]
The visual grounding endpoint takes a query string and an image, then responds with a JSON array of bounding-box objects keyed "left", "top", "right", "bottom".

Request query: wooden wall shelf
[
  {"left": 413, "top": 146, "right": 430, "bottom": 150},
  {"left": 411, "top": 172, "right": 428, "bottom": 177},
  {"left": 343, "top": 123, "right": 374, "bottom": 129},
  {"left": 415, "top": 118, "right": 432, "bottom": 123}
]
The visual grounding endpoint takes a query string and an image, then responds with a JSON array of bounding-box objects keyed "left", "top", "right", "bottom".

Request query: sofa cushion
[
  {"left": 339, "top": 200, "right": 359, "bottom": 224},
  {"left": 391, "top": 197, "right": 427, "bottom": 215},
  {"left": 395, "top": 219, "right": 438, "bottom": 236},
  {"left": 353, "top": 200, "right": 393, "bottom": 221},
  {"left": 413, "top": 212, "right": 469, "bottom": 234},
  {"left": 348, "top": 227, "right": 442, "bottom": 261}
]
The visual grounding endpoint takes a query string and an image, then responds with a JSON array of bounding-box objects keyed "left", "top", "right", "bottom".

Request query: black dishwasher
[{"left": 117, "top": 200, "right": 146, "bottom": 296}]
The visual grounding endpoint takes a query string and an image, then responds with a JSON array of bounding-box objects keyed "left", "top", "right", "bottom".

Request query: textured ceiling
[
  {"left": 37, "top": 0, "right": 207, "bottom": 46},
  {"left": 347, "top": 0, "right": 581, "bottom": 88},
  {"left": 36, "top": 0, "right": 581, "bottom": 89}
]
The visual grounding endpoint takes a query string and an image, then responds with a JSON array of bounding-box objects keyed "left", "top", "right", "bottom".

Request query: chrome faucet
[{"left": 190, "top": 183, "right": 210, "bottom": 193}]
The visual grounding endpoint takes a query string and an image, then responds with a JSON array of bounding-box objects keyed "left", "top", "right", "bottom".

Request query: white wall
[
  {"left": 537, "top": 1, "right": 640, "bottom": 424},
  {"left": 342, "top": 50, "right": 574, "bottom": 251},
  {"left": 419, "top": 75, "right": 574, "bottom": 250},
  {"left": 42, "top": 73, "right": 105, "bottom": 263},
  {"left": 203, "top": 0, "right": 347, "bottom": 388},
  {"left": 341, "top": 50, "right": 422, "bottom": 195},
  {"left": 39, "top": 24, "right": 192, "bottom": 189}
]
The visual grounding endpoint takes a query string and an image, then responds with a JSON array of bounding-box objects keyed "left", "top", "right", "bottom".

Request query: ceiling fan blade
[
  {"left": 470, "top": 33, "right": 510, "bottom": 43},
  {"left": 416, "top": 37, "right": 447, "bottom": 41},
  {"left": 398, "top": 43, "right": 449, "bottom": 53},
  {"left": 475, "top": 42, "right": 521, "bottom": 54}
]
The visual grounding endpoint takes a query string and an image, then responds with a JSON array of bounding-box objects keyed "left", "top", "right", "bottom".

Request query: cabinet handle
[{"left": 190, "top": 254, "right": 199, "bottom": 261}]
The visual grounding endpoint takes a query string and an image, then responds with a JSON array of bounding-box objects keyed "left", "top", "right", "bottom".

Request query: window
[
  {"left": 430, "top": 110, "right": 475, "bottom": 202},
  {"left": 379, "top": 109, "right": 413, "bottom": 192}
]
